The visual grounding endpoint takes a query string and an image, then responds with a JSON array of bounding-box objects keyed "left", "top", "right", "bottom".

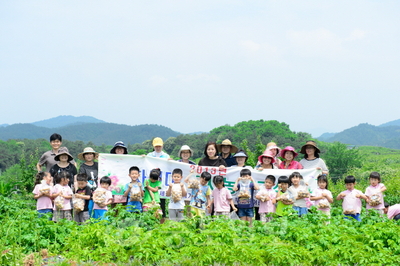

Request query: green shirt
[
  {"left": 143, "top": 179, "right": 162, "bottom": 204},
  {"left": 276, "top": 190, "right": 293, "bottom": 216}
]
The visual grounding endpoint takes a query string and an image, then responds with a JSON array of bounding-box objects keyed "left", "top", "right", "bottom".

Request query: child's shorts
[
  {"left": 214, "top": 211, "right": 230, "bottom": 216},
  {"left": 293, "top": 206, "right": 308, "bottom": 216},
  {"left": 93, "top": 209, "right": 108, "bottom": 220},
  {"left": 169, "top": 209, "right": 184, "bottom": 221},
  {"left": 344, "top": 213, "right": 361, "bottom": 222},
  {"left": 238, "top": 208, "right": 254, "bottom": 218},
  {"left": 193, "top": 207, "right": 206, "bottom": 217},
  {"left": 260, "top": 213, "right": 273, "bottom": 222},
  {"left": 127, "top": 201, "right": 142, "bottom": 213},
  {"left": 53, "top": 210, "right": 72, "bottom": 222},
  {"left": 38, "top": 209, "right": 53, "bottom": 220},
  {"left": 74, "top": 211, "right": 90, "bottom": 223}
]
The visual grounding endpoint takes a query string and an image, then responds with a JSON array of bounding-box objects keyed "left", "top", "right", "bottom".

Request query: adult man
[{"left": 217, "top": 139, "right": 238, "bottom": 167}]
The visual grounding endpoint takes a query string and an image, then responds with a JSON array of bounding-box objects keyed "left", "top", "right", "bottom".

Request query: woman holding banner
[{"left": 299, "top": 140, "right": 329, "bottom": 175}]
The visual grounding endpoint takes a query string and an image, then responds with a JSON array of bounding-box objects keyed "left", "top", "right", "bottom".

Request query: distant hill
[
  {"left": 0, "top": 124, "right": 9, "bottom": 127},
  {"left": 0, "top": 122, "right": 180, "bottom": 145},
  {"left": 379, "top": 119, "right": 400, "bottom": 127},
  {"left": 322, "top": 123, "right": 400, "bottom": 149},
  {"left": 32, "top": 115, "right": 106, "bottom": 128},
  {"left": 317, "top": 132, "right": 336, "bottom": 141}
]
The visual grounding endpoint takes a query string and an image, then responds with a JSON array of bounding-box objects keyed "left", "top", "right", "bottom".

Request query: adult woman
[
  {"left": 232, "top": 150, "right": 252, "bottom": 169},
  {"left": 177, "top": 145, "right": 196, "bottom": 165},
  {"left": 264, "top": 142, "right": 281, "bottom": 168},
  {"left": 279, "top": 146, "right": 303, "bottom": 170},
  {"left": 198, "top": 141, "right": 227, "bottom": 168},
  {"left": 255, "top": 150, "right": 276, "bottom": 170},
  {"left": 299, "top": 140, "right": 329, "bottom": 175}
]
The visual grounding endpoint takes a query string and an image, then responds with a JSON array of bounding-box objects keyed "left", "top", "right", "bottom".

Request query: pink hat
[
  {"left": 280, "top": 146, "right": 298, "bottom": 158},
  {"left": 258, "top": 150, "right": 276, "bottom": 164}
]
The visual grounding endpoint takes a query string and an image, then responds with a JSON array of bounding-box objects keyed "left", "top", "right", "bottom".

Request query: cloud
[
  {"left": 149, "top": 75, "right": 168, "bottom": 86},
  {"left": 176, "top": 74, "right": 221, "bottom": 82},
  {"left": 240, "top": 40, "right": 261, "bottom": 52},
  {"left": 346, "top": 29, "right": 367, "bottom": 41}
]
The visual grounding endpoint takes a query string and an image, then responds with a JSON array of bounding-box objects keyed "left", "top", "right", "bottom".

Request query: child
[
  {"left": 365, "top": 172, "right": 386, "bottom": 214},
  {"left": 185, "top": 171, "right": 212, "bottom": 217},
  {"left": 166, "top": 168, "right": 187, "bottom": 221},
  {"left": 275, "top": 176, "right": 294, "bottom": 216},
  {"left": 51, "top": 171, "right": 73, "bottom": 221},
  {"left": 207, "top": 175, "right": 237, "bottom": 217},
  {"left": 37, "top": 133, "right": 76, "bottom": 172},
  {"left": 310, "top": 174, "right": 333, "bottom": 216},
  {"left": 92, "top": 176, "right": 113, "bottom": 220},
  {"left": 74, "top": 173, "right": 91, "bottom": 223},
  {"left": 123, "top": 166, "right": 144, "bottom": 213},
  {"left": 50, "top": 151, "right": 77, "bottom": 188},
  {"left": 255, "top": 150, "right": 276, "bottom": 170},
  {"left": 384, "top": 203, "right": 400, "bottom": 220},
  {"left": 337, "top": 175, "right": 368, "bottom": 221},
  {"left": 279, "top": 146, "right": 303, "bottom": 170},
  {"left": 143, "top": 168, "right": 163, "bottom": 217},
  {"left": 233, "top": 168, "right": 260, "bottom": 226},
  {"left": 256, "top": 175, "right": 277, "bottom": 222},
  {"left": 32, "top": 171, "right": 53, "bottom": 219},
  {"left": 289, "top": 172, "right": 309, "bottom": 216}
]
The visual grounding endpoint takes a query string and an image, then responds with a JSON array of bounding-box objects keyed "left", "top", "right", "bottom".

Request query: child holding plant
[
  {"left": 123, "top": 166, "right": 144, "bottom": 213},
  {"left": 233, "top": 168, "right": 259, "bottom": 226},
  {"left": 51, "top": 171, "right": 73, "bottom": 221},
  {"left": 337, "top": 175, "right": 368, "bottom": 222},
  {"left": 185, "top": 171, "right": 212, "bottom": 217},
  {"left": 92, "top": 176, "right": 113, "bottom": 220},
  {"left": 74, "top": 173, "right": 91, "bottom": 223},
  {"left": 143, "top": 168, "right": 163, "bottom": 217},
  {"left": 310, "top": 174, "right": 333, "bottom": 216},
  {"left": 256, "top": 175, "right": 277, "bottom": 222},
  {"left": 289, "top": 172, "right": 309, "bottom": 216},
  {"left": 365, "top": 172, "right": 386, "bottom": 214},
  {"left": 166, "top": 168, "right": 187, "bottom": 221},
  {"left": 33, "top": 171, "right": 53, "bottom": 219},
  {"left": 207, "top": 175, "right": 237, "bottom": 217},
  {"left": 275, "top": 176, "right": 294, "bottom": 217}
]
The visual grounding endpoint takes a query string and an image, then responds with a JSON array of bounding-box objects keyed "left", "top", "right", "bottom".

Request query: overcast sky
[{"left": 1, "top": 1, "right": 399, "bottom": 137}]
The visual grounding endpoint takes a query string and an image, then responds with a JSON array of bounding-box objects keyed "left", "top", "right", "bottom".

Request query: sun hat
[
  {"left": 78, "top": 147, "right": 99, "bottom": 161},
  {"left": 216, "top": 139, "right": 238, "bottom": 153},
  {"left": 152, "top": 137, "right": 164, "bottom": 147},
  {"left": 266, "top": 142, "right": 281, "bottom": 154},
  {"left": 280, "top": 146, "right": 298, "bottom": 158},
  {"left": 54, "top": 150, "right": 74, "bottom": 162},
  {"left": 258, "top": 150, "right": 276, "bottom": 164},
  {"left": 300, "top": 140, "right": 321, "bottom": 154},
  {"left": 233, "top": 150, "right": 248, "bottom": 158},
  {"left": 178, "top": 145, "right": 193, "bottom": 157},
  {"left": 110, "top": 141, "right": 128, "bottom": 154}
]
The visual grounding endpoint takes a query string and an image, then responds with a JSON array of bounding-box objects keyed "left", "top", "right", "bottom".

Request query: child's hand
[
  {"left": 322, "top": 193, "right": 327, "bottom": 198},
  {"left": 265, "top": 195, "right": 270, "bottom": 201},
  {"left": 218, "top": 165, "right": 225, "bottom": 170},
  {"left": 276, "top": 196, "right": 281, "bottom": 201},
  {"left": 233, "top": 207, "right": 238, "bottom": 212},
  {"left": 180, "top": 183, "right": 184, "bottom": 188},
  {"left": 340, "top": 193, "right": 346, "bottom": 198},
  {"left": 257, "top": 167, "right": 264, "bottom": 171},
  {"left": 138, "top": 183, "right": 142, "bottom": 187},
  {"left": 169, "top": 183, "right": 173, "bottom": 188},
  {"left": 129, "top": 183, "right": 133, "bottom": 188},
  {"left": 355, "top": 194, "right": 361, "bottom": 198},
  {"left": 206, "top": 205, "right": 211, "bottom": 210}
]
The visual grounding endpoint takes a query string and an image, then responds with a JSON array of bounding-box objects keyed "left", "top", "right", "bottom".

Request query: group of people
[{"left": 33, "top": 133, "right": 400, "bottom": 223}]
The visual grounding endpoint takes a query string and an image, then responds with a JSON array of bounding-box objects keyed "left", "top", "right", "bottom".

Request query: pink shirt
[
  {"left": 257, "top": 188, "right": 277, "bottom": 213},
  {"left": 32, "top": 184, "right": 53, "bottom": 210},
  {"left": 52, "top": 184, "right": 73, "bottom": 211},
  {"left": 93, "top": 188, "right": 113, "bottom": 210},
  {"left": 311, "top": 188, "right": 333, "bottom": 211},
  {"left": 387, "top": 204, "right": 400, "bottom": 219},
  {"left": 365, "top": 183, "right": 385, "bottom": 210},
  {"left": 341, "top": 189, "right": 364, "bottom": 214},
  {"left": 212, "top": 187, "right": 232, "bottom": 212},
  {"left": 279, "top": 161, "right": 303, "bottom": 170}
]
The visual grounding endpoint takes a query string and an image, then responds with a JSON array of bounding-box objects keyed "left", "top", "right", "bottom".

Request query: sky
[{"left": 1, "top": 1, "right": 399, "bottom": 137}]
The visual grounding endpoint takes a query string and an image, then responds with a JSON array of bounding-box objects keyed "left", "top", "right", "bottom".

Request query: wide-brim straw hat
[
  {"left": 216, "top": 139, "right": 238, "bottom": 153},
  {"left": 110, "top": 141, "right": 128, "bottom": 154},
  {"left": 54, "top": 150, "right": 74, "bottom": 162},
  {"left": 280, "top": 146, "right": 298, "bottom": 158},
  {"left": 178, "top": 145, "right": 193, "bottom": 157},
  {"left": 78, "top": 147, "right": 99, "bottom": 161},
  {"left": 258, "top": 150, "right": 276, "bottom": 164},
  {"left": 300, "top": 140, "right": 321, "bottom": 154}
]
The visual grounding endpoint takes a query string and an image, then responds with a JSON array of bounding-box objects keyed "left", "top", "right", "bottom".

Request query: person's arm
[
  {"left": 184, "top": 170, "right": 195, "bottom": 183},
  {"left": 36, "top": 163, "right": 42, "bottom": 172},
  {"left": 380, "top": 184, "right": 387, "bottom": 193},
  {"left": 233, "top": 177, "right": 240, "bottom": 191},
  {"left": 251, "top": 177, "right": 259, "bottom": 190},
  {"left": 181, "top": 183, "right": 187, "bottom": 197},
  {"left": 75, "top": 193, "right": 90, "bottom": 200},
  {"left": 139, "top": 183, "right": 144, "bottom": 196},
  {"left": 145, "top": 180, "right": 159, "bottom": 192},
  {"left": 310, "top": 195, "right": 323, "bottom": 201},
  {"left": 33, "top": 191, "right": 44, "bottom": 199},
  {"left": 165, "top": 183, "right": 173, "bottom": 197},
  {"left": 337, "top": 192, "right": 345, "bottom": 201},
  {"left": 123, "top": 183, "right": 133, "bottom": 197},
  {"left": 356, "top": 192, "right": 368, "bottom": 201},
  {"left": 228, "top": 199, "right": 237, "bottom": 212}
]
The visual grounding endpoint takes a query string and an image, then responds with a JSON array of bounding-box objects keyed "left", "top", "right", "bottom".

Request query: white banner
[{"left": 98, "top": 154, "right": 321, "bottom": 202}]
